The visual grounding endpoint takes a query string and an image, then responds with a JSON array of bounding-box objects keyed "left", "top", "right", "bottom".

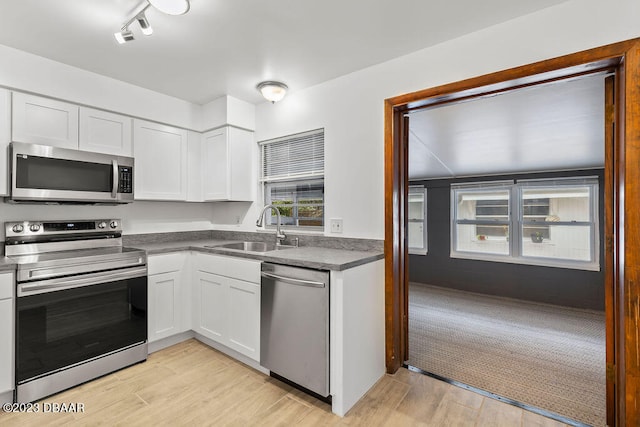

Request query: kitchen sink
[{"left": 204, "top": 241, "right": 296, "bottom": 253}]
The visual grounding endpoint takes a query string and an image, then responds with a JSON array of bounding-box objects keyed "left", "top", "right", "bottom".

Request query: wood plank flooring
[{"left": 0, "top": 339, "right": 569, "bottom": 426}]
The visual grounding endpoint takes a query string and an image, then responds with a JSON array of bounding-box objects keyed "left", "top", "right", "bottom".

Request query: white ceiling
[
  {"left": 0, "top": 0, "right": 565, "bottom": 105},
  {"left": 408, "top": 73, "right": 606, "bottom": 180}
]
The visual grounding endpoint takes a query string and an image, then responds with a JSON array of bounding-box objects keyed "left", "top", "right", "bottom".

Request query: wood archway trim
[{"left": 384, "top": 38, "right": 640, "bottom": 426}]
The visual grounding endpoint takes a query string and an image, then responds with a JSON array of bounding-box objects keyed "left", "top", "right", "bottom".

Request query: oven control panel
[{"left": 5, "top": 219, "right": 123, "bottom": 239}]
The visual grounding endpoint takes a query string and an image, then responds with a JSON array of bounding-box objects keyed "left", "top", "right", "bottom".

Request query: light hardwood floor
[{"left": 1, "top": 339, "right": 569, "bottom": 426}]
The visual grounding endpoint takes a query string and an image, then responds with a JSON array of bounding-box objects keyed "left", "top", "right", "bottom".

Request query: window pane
[
  {"left": 522, "top": 187, "right": 590, "bottom": 222},
  {"left": 456, "top": 190, "right": 510, "bottom": 221},
  {"left": 408, "top": 222, "right": 424, "bottom": 248},
  {"left": 455, "top": 224, "right": 509, "bottom": 255},
  {"left": 408, "top": 191, "right": 424, "bottom": 220},
  {"left": 266, "top": 180, "right": 324, "bottom": 228},
  {"left": 522, "top": 224, "right": 592, "bottom": 261}
]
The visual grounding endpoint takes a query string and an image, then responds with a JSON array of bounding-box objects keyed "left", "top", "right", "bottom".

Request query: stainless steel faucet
[{"left": 256, "top": 204, "right": 286, "bottom": 245}]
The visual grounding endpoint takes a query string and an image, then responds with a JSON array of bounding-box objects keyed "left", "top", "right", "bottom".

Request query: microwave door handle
[{"left": 112, "top": 159, "right": 119, "bottom": 198}]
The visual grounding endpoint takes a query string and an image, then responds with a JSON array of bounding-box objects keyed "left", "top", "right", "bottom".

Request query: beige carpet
[{"left": 408, "top": 282, "right": 606, "bottom": 427}]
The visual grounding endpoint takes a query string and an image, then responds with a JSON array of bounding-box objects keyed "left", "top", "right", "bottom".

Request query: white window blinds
[{"left": 260, "top": 129, "right": 324, "bottom": 182}]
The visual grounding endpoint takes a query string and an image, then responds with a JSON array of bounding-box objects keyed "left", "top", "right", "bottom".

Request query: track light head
[
  {"left": 114, "top": 30, "right": 135, "bottom": 44},
  {"left": 136, "top": 13, "right": 153, "bottom": 36}
]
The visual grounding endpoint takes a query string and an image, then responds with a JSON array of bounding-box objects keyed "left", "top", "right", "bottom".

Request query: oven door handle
[{"left": 17, "top": 266, "right": 147, "bottom": 297}]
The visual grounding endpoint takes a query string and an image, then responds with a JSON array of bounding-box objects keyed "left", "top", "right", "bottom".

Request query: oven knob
[
  {"left": 110, "top": 221, "right": 119, "bottom": 229},
  {"left": 29, "top": 224, "right": 41, "bottom": 232},
  {"left": 12, "top": 224, "right": 24, "bottom": 233},
  {"left": 98, "top": 221, "right": 107, "bottom": 229}
]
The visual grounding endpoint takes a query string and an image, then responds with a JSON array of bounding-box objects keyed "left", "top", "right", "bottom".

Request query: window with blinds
[
  {"left": 450, "top": 177, "right": 599, "bottom": 271},
  {"left": 259, "top": 129, "right": 324, "bottom": 229}
]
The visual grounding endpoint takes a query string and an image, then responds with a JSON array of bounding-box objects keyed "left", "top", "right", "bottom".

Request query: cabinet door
[
  {"left": 193, "top": 271, "right": 227, "bottom": 343},
  {"left": 0, "top": 89, "right": 10, "bottom": 196},
  {"left": 0, "top": 299, "right": 11, "bottom": 394},
  {"left": 79, "top": 107, "right": 132, "bottom": 156},
  {"left": 227, "top": 278, "right": 260, "bottom": 361},
  {"left": 148, "top": 271, "right": 182, "bottom": 343},
  {"left": 12, "top": 92, "right": 79, "bottom": 149},
  {"left": 227, "top": 127, "right": 255, "bottom": 201},
  {"left": 0, "top": 272, "right": 14, "bottom": 394},
  {"left": 133, "top": 120, "right": 188, "bottom": 200},
  {"left": 201, "top": 127, "right": 229, "bottom": 200},
  {"left": 202, "top": 127, "right": 255, "bottom": 202}
]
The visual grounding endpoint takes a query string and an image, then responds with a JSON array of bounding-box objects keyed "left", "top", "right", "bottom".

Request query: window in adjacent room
[
  {"left": 518, "top": 178, "right": 598, "bottom": 267},
  {"left": 408, "top": 186, "right": 428, "bottom": 255},
  {"left": 450, "top": 177, "right": 599, "bottom": 271},
  {"left": 259, "top": 129, "right": 324, "bottom": 230},
  {"left": 451, "top": 181, "right": 512, "bottom": 258}
]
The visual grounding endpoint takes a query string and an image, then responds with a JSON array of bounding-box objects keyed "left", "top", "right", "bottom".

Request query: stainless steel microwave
[{"left": 9, "top": 142, "right": 134, "bottom": 204}]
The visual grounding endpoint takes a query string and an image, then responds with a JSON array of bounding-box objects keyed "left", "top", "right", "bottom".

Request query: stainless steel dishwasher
[{"left": 260, "top": 262, "right": 330, "bottom": 399}]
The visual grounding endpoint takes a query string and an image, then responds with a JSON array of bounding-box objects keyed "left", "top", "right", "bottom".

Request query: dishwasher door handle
[{"left": 261, "top": 271, "right": 326, "bottom": 288}]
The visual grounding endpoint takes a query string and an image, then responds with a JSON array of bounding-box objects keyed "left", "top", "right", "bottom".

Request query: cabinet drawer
[
  {"left": 148, "top": 253, "right": 187, "bottom": 275},
  {"left": 0, "top": 272, "right": 14, "bottom": 300},
  {"left": 194, "top": 253, "right": 260, "bottom": 284}
]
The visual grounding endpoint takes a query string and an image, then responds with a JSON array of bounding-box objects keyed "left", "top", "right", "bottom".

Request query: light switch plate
[{"left": 330, "top": 218, "right": 343, "bottom": 233}]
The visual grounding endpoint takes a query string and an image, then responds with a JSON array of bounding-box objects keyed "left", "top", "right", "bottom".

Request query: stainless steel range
[{"left": 5, "top": 219, "right": 147, "bottom": 403}]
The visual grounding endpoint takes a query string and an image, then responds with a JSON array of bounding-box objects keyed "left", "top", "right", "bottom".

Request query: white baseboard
[
  {"left": 193, "top": 333, "right": 269, "bottom": 375},
  {"left": 148, "top": 331, "right": 195, "bottom": 354}
]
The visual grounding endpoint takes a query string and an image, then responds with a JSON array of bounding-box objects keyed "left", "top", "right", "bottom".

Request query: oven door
[{"left": 16, "top": 266, "right": 147, "bottom": 384}]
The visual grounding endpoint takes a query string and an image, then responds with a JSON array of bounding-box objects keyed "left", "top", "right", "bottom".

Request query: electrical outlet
[{"left": 330, "top": 218, "right": 343, "bottom": 233}]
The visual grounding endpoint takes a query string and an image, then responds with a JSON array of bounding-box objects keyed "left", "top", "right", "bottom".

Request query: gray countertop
[
  {"left": 0, "top": 257, "right": 16, "bottom": 272},
  {"left": 129, "top": 239, "right": 384, "bottom": 271}
]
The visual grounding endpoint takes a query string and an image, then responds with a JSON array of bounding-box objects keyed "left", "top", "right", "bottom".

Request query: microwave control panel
[{"left": 118, "top": 166, "right": 133, "bottom": 193}]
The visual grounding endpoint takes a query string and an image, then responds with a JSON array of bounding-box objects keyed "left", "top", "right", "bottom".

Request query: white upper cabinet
[
  {"left": 202, "top": 126, "right": 255, "bottom": 201},
  {"left": 79, "top": 107, "right": 132, "bottom": 156},
  {"left": 12, "top": 92, "right": 79, "bottom": 149},
  {"left": 0, "top": 89, "right": 10, "bottom": 196},
  {"left": 133, "top": 119, "right": 188, "bottom": 200}
]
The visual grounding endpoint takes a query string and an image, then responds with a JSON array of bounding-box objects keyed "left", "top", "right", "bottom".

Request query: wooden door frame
[{"left": 384, "top": 38, "right": 640, "bottom": 426}]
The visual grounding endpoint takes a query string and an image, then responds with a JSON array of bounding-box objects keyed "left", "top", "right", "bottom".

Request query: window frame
[
  {"left": 259, "top": 128, "right": 325, "bottom": 232},
  {"left": 450, "top": 181, "right": 514, "bottom": 262},
  {"left": 450, "top": 177, "right": 600, "bottom": 271}
]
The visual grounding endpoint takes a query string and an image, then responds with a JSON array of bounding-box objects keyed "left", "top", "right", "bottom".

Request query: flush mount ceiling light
[
  {"left": 148, "top": 0, "right": 190, "bottom": 15},
  {"left": 256, "top": 81, "right": 289, "bottom": 103},
  {"left": 114, "top": 0, "right": 189, "bottom": 44}
]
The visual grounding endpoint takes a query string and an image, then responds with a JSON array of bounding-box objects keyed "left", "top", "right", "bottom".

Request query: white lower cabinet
[
  {"left": 193, "top": 270, "right": 227, "bottom": 341},
  {"left": 0, "top": 272, "right": 15, "bottom": 399},
  {"left": 226, "top": 277, "right": 260, "bottom": 359},
  {"left": 192, "top": 253, "right": 261, "bottom": 361},
  {"left": 148, "top": 271, "right": 182, "bottom": 342},
  {"left": 147, "top": 253, "right": 189, "bottom": 343}
]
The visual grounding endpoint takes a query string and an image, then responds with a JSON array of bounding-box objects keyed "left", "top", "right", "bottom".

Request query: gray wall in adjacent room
[{"left": 408, "top": 169, "right": 605, "bottom": 310}]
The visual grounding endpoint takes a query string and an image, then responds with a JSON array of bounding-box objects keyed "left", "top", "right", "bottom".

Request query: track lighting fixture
[
  {"left": 136, "top": 13, "right": 153, "bottom": 36},
  {"left": 114, "top": 29, "right": 135, "bottom": 44},
  {"left": 114, "top": 0, "right": 190, "bottom": 44}
]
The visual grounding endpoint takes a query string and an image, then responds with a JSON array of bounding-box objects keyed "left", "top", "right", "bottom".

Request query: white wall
[
  {"left": 0, "top": 44, "right": 202, "bottom": 131},
  {"left": 254, "top": 0, "right": 640, "bottom": 240}
]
